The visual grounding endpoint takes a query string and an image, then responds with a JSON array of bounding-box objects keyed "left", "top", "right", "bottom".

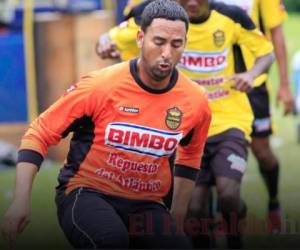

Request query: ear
[{"left": 136, "top": 30, "right": 144, "bottom": 49}]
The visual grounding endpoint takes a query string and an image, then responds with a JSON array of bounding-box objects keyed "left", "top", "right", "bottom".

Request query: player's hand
[
  {"left": 228, "top": 72, "right": 254, "bottom": 92},
  {"left": 95, "top": 33, "right": 120, "bottom": 59},
  {"left": 276, "top": 84, "right": 295, "bottom": 115},
  {"left": 1, "top": 200, "right": 31, "bottom": 248}
]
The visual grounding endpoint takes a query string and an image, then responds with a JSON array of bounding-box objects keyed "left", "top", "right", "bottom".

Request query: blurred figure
[
  {"left": 214, "top": 0, "right": 294, "bottom": 233},
  {"left": 292, "top": 51, "right": 300, "bottom": 115}
]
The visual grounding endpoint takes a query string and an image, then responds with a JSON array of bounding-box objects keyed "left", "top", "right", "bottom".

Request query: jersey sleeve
[
  {"left": 108, "top": 18, "right": 140, "bottom": 61},
  {"left": 260, "top": 0, "right": 287, "bottom": 30},
  {"left": 235, "top": 24, "right": 273, "bottom": 59},
  {"left": 174, "top": 95, "right": 211, "bottom": 180},
  {"left": 18, "top": 74, "right": 102, "bottom": 166}
]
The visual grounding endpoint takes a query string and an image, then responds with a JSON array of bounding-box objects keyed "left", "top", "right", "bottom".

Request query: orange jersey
[{"left": 19, "top": 60, "right": 211, "bottom": 202}]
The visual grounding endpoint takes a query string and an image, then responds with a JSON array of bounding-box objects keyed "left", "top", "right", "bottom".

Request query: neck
[
  {"left": 190, "top": 8, "right": 210, "bottom": 24},
  {"left": 137, "top": 59, "right": 171, "bottom": 90}
]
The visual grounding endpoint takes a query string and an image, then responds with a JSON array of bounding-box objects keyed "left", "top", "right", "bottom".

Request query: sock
[{"left": 259, "top": 162, "right": 280, "bottom": 210}]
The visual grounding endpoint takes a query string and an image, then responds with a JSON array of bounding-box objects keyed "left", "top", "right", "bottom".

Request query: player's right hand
[
  {"left": 96, "top": 33, "right": 121, "bottom": 59},
  {"left": 1, "top": 200, "right": 31, "bottom": 248},
  {"left": 228, "top": 72, "right": 254, "bottom": 93}
]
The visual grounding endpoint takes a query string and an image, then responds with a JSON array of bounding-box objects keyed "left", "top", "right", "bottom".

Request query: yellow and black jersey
[
  {"left": 214, "top": 0, "right": 287, "bottom": 38},
  {"left": 109, "top": 18, "right": 140, "bottom": 61},
  {"left": 107, "top": 2, "right": 273, "bottom": 140},
  {"left": 213, "top": 0, "right": 286, "bottom": 87},
  {"left": 123, "top": 0, "right": 144, "bottom": 16},
  {"left": 179, "top": 3, "right": 273, "bottom": 139}
]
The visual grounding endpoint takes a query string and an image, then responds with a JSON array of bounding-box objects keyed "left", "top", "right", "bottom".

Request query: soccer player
[
  {"left": 213, "top": 0, "right": 294, "bottom": 233},
  {"left": 96, "top": 0, "right": 275, "bottom": 248},
  {"left": 1, "top": 1, "right": 211, "bottom": 249}
]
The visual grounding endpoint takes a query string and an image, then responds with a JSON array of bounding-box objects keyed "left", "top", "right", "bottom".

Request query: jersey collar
[{"left": 130, "top": 58, "right": 178, "bottom": 94}]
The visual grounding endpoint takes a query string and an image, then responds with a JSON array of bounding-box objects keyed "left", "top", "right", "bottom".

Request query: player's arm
[
  {"left": 230, "top": 50, "right": 274, "bottom": 92},
  {"left": 171, "top": 94, "right": 211, "bottom": 230},
  {"left": 0, "top": 75, "right": 100, "bottom": 246},
  {"left": 1, "top": 163, "right": 38, "bottom": 248},
  {"left": 270, "top": 23, "right": 294, "bottom": 115},
  {"left": 230, "top": 9, "right": 275, "bottom": 92}
]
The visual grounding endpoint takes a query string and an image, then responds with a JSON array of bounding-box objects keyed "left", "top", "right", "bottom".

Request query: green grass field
[{"left": 1, "top": 14, "right": 300, "bottom": 250}]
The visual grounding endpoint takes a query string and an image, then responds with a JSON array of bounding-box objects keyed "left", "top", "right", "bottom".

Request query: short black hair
[{"left": 140, "top": 0, "right": 189, "bottom": 32}]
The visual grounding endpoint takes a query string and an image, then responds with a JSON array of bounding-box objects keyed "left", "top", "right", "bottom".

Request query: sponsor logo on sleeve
[
  {"left": 178, "top": 49, "right": 228, "bottom": 73},
  {"left": 63, "top": 84, "right": 77, "bottom": 96},
  {"left": 105, "top": 123, "right": 183, "bottom": 157}
]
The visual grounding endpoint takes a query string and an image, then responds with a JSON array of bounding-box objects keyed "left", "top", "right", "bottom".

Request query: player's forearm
[
  {"left": 270, "top": 24, "right": 289, "bottom": 87},
  {"left": 249, "top": 52, "right": 275, "bottom": 79},
  {"left": 13, "top": 162, "right": 38, "bottom": 203},
  {"left": 171, "top": 176, "right": 195, "bottom": 217}
]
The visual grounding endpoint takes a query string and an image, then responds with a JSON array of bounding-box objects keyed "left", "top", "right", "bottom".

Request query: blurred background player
[
  {"left": 213, "top": 0, "right": 295, "bottom": 233},
  {"left": 96, "top": 0, "right": 275, "bottom": 248}
]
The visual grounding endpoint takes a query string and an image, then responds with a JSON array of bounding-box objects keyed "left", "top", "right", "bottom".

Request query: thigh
[
  {"left": 212, "top": 136, "right": 248, "bottom": 182},
  {"left": 129, "top": 203, "right": 193, "bottom": 249},
  {"left": 196, "top": 143, "right": 215, "bottom": 186},
  {"left": 57, "top": 188, "right": 129, "bottom": 249}
]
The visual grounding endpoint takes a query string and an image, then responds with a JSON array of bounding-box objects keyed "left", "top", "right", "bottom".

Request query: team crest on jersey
[
  {"left": 213, "top": 30, "right": 225, "bottom": 47},
  {"left": 165, "top": 107, "right": 183, "bottom": 130}
]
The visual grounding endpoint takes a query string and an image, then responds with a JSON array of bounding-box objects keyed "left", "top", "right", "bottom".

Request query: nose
[{"left": 161, "top": 44, "right": 172, "bottom": 60}]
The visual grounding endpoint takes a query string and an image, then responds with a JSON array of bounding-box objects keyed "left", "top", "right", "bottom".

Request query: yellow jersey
[
  {"left": 214, "top": 0, "right": 287, "bottom": 85},
  {"left": 108, "top": 2, "right": 273, "bottom": 140},
  {"left": 123, "top": 0, "right": 144, "bottom": 16}
]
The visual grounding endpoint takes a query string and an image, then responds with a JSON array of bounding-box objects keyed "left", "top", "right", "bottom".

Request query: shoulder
[
  {"left": 80, "top": 61, "right": 130, "bottom": 91},
  {"left": 211, "top": 2, "right": 255, "bottom": 29}
]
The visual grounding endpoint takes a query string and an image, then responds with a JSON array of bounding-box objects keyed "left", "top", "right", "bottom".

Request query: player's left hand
[
  {"left": 276, "top": 84, "right": 295, "bottom": 115},
  {"left": 228, "top": 72, "right": 254, "bottom": 92}
]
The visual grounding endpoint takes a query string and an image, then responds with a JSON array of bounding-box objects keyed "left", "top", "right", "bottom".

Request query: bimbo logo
[
  {"left": 178, "top": 49, "right": 228, "bottom": 73},
  {"left": 105, "top": 123, "right": 183, "bottom": 157}
]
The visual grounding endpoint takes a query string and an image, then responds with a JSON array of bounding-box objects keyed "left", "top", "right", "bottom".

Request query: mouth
[{"left": 158, "top": 62, "right": 171, "bottom": 72}]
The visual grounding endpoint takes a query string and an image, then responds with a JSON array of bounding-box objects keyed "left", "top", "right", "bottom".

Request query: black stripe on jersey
[
  {"left": 258, "top": 3, "right": 266, "bottom": 34},
  {"left": 180, "top": 129, "right": 194, "bottom": 146},
  {"left": 56, "top": 116, "right": 95, "bottom": 197},
  {"left": 174, "top": 164, "right": 199, "bottom": 181},
  {"left": 130, "top": 58, "right": 179, "bottom": 94},
  {"left": 233, "top": 44, "right": 247, "bottom": 73},
  {"left": 17, "top": 149, "right": 44, "bottom": 170},
  {"left": 125, "top": 0, "right": 152, "bottom": 25},
  {"left": 211, "top": 2, "right": 256, "bottom": 30}
]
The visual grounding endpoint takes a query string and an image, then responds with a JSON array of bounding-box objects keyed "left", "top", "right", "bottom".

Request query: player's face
[
  {"left": 178, "top": 0, "right": 209, "bottom": 19},
  {"left": 137, "top": 18, "right": 187, "bottom": 82}
]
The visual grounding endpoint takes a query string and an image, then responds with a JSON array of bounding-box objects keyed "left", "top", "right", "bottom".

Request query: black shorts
[
  {"left": 247, "top": 83, "right": 272, "bottom": 137},
  {"left": 55, "top": 187, "right": 192, "bottom": 249},
  {"left": 196, "top": 129, "right": 249, "bottom": 186}
]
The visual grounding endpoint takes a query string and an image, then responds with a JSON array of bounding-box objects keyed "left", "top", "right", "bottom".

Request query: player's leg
[
  {"left": 186, "top": 143, "right": 215, "bottom": 249},
  {"left": 248, "top": 83, "right": 283, "bottom": 232},
  {"left": 215, "top": 177, "right": 247, "bottom": 249},
  {"left": 212, "top": 129, "right": 248, "bottom": 249},
  {"left": 128, "top": 202, "right": 193, "bottom": 249},
  {"left": 187, "top": 184, "right": 212, "bottom": 248},
  {"left": 56, "top": 187, "right": 129, "bottom": 249}
]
